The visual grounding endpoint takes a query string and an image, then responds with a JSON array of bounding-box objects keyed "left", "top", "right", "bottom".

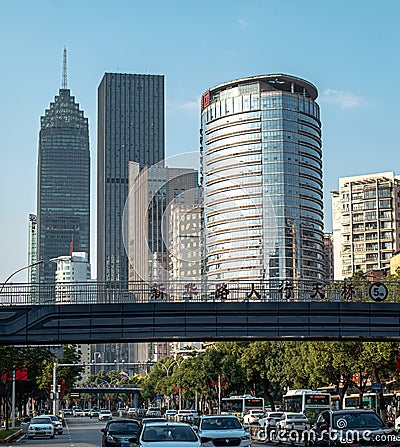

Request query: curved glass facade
[{"left": 201, "top": 74, "right": 324, "bottom": 281}]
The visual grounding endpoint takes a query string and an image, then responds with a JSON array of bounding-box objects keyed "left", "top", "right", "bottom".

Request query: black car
[
  {"left": 309, "top": 409, "right": 399, "bottom": 447},
  {"left": 101, "top": 419, "right": 141, "bottom": 447}
]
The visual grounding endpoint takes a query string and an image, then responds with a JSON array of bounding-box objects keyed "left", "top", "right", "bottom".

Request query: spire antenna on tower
[{"left": 62, "top": 45, "right": 67, "bottom": 89}]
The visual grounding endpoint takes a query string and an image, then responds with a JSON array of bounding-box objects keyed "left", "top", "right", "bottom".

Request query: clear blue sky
[{"left": 1, "top": 0, "right": 399, "bottom": 281}]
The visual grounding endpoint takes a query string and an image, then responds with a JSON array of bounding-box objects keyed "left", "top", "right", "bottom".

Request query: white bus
[
  {"left": 220, "top": 395, "right": 264, "bottom": 419},
  {"left": 343, "top": 393, "right": 395, "bottom": 411},
  {"left": 283, "top": 389, "right": 331, "bottom": 424}
]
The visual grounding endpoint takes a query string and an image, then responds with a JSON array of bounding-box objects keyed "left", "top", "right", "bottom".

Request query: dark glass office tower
[
  {"left": 37, "top": 69, "right": 90, "bottom": 284},
  {"left": 97, "top": 73, "right": 165, "bottom": 283}
]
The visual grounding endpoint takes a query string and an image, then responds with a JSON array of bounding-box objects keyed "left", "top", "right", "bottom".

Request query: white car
[
  {"left": 27, "top": 415, "right": 55, "bottom": 439},
  {"left": 73, "top": 408, "right": 84, "bottom": 417},
  {"left": 47, "top": 414, "right": 63, "bottom": 434},
  {"left": 242, "top": 409, "right": 265, "bottom": 425},
  {"left": 277, "top": 412, "right": 311, "bottom": 431},
  {"left": 99, "top": 409, "right": 113, "bottom": 421},
  {"left": 146, "top": 407, "right": 162, "bottom": 417},
  {"left": 259, "top": 411, "right": 283, "bottom": 430},
  {"left": 198, "top": 415, "right": 251, "bottom": 447},
  {"left": 133, "top": 421, "right": 200, "bottom": 446},
  {"left": 165, "top": 409, "right": 177, "bottom": 421},
  {"left": 175, "top": 409, "right": 195, "bottom": 423}
]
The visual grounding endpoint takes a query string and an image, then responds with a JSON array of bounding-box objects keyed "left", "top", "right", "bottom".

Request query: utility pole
[{"left": 11, "top": 371, "right": 16, "bottom": 428}]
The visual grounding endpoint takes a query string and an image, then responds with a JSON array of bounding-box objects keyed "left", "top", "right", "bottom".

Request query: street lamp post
[
  {"left": 160, "top": 358, "right": 185, "bottom": 410},
  {"left": 160, "top": 361, "right": 177, "bottom": 410},
  {"left": 0, "top": 260, "right": 43, "bottom": 296}
]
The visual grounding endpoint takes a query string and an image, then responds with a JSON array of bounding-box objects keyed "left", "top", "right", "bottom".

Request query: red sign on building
[{"left": 201, "top": 90, "right": 210, "bottom": 111}]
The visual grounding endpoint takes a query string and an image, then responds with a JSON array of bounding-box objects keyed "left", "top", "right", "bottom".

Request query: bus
[
  {"left": 343, "top": 393, "right": 395, "bottom": 411},
  {"left": 220, "top": 395, "right": 264, "bottom": 419},
  {"left": 283, "top": 389, "right": 331, "bottom": 424}
]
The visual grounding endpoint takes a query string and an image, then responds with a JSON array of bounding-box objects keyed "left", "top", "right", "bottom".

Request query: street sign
[
  {"left": 371, "top": 382, "right": 382, "bottom": 393},
  {"left": 369, "top": 282, "right": 388, "bottom": 302}
]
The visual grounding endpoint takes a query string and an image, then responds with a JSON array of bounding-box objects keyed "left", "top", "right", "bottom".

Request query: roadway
[{"left": 6, "top": 416, "right": 278, "bottom": 446}]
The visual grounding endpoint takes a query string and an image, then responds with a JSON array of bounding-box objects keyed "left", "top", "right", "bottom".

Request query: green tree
[{"left": 240, "top": 342, "right": 285, "bottom": 409}]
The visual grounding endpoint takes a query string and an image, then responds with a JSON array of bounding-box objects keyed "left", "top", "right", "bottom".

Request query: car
[
  {"left": 99, "top": 409, "right": 113, "bottom": 421},
  {"left": 126, "top": 408, "right": 137, "bottom": 419},
  {"left": 310, "top": 409, "right": 399, "bottom": 447},
  {"left": 73, "top": 408, "right": 84, "bottom": 417},
  {"left": 20, "top": 416, "right": 31, "bottom": 434},
  {"left": 197, "top": 414, "right": 251, "bottom": 447},
  {"left": 83, "top": 409, "right": 91, "bottom": 417},
  {"left": 259, "top": 411, "right": 284, "bottom": 430},
  {"left": 137, "top": 408, "right": 147, "bottom": 418},
  {"left": 277, "top": 412, "right": 311, "bottom": 431},
  {"left": 146, "top": 407, "right": 162, "bottom": 417},
  {"left": 117, "top": 407, "right": 127, "bottom": 417},
  {"left": 165, "top": 409, "right": 177, "bottom": 421},
  {"left": 243, "top": 409, "right": 265, "bottom": 425},
  {"left": 47, "top": 414, "right": 64, "bottom": 434},
  {"left": 101, "top": 419, "right": 141, "bottom": 447},
  {"left": 129, "top": 421, "right": 200, "bottom": 446},
  {"left": 27, "top": 415, "right": 55, "bottom": 439},
  {"left": 142, "top": 417, "right": 168, "bottom": 425},
  {"left": 190, "top": 409, "right": 200, "bottom": 423},
  {"left": 61, "top": 408, "right": 73, "bottom": 416},
  {"left": 175, "top": 409, "right": 195, "bottom": 423},
  {"left": 90, "top": 408, "right": 101, "bottom": 418}
]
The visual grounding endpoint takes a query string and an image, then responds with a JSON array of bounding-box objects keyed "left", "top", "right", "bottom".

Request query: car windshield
[
  {"left": 32, "top": 418, "right": 51, "bottom": 424},
  {"left": 201, "top": 417, "right": 242, "bottom": 430},
  {"left": 143, "top": 426, "right": 197, "bottom": 442},
  {"left": 270, "top": 413, "right": 283, "bottom": 418},
  {"left": 333, "top": 413, "right": 384, "bottom": 429},
  {"left": 108, "top": 422, "right": 140, "bottom": 433}
]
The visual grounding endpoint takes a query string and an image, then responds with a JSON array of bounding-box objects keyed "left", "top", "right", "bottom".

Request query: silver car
[
  {"left": 134, "top": 422, "right": 200, "bottom": 447},
  {"left": 198, "top": 415, "right": 251, "bottom": 447},
  {"left": 27, "top": 416, "right": 55, "bottom": 439}
]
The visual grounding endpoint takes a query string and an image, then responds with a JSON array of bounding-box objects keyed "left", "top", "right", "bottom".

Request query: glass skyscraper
[
  {"left": 200, "top": 74, "right": 324, "bottom": 282},
  {"left": 97, "top": 73, "right": 165, "bottom": 283},
  {"left": 37, "top": 83, "right": 90, "bottom": 284}
]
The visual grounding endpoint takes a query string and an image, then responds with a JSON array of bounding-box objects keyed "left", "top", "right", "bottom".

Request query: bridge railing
[{"left": 0, "top": 279, "right": 397, "bottom": 306}]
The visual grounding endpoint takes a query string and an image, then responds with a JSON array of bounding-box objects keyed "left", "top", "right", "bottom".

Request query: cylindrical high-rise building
[{"left": 200, "top": 74, "right": 324, "bottom": 282}]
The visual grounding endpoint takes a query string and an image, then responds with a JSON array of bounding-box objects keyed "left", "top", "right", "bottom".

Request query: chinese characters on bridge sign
[{"left": 147, "top": 281, "right": 389, "bottom": 302}]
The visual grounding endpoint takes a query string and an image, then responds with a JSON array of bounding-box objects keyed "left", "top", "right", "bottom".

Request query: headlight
[
  {"left": 201, "top": 437, "right": 213, "bottom": 442},
  {"left": 241, "top": 434, "right": 251, "bottom": 439},
  {"left": 106, "top": 434, "right": 115, "bottom": 441}
]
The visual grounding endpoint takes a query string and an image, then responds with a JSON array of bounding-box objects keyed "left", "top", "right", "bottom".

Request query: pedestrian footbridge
[{"left": 0, "top": 279, "right": 399, "bottom": 344}]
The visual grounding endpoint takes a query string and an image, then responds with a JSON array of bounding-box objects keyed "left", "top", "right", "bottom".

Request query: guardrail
[{"left": 0, "top": 279, "right": 395, "bottom": 306}]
